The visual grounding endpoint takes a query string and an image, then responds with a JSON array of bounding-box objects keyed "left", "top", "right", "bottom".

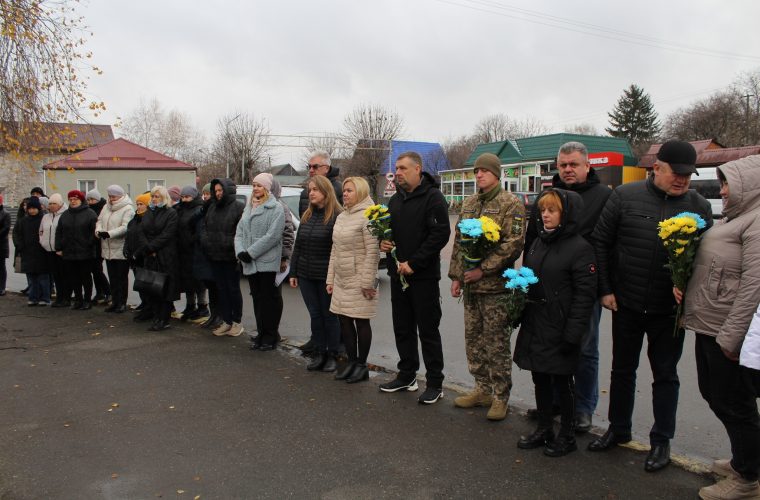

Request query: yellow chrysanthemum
[
  {"left": 675, "top": 247, "right": 685, "bottom": 255},
  {"left": 484, "top": 231, "right": 499, "bottom": 242},
  {"left": 676, "top": 239, "right": 689, "bottom": 246}
]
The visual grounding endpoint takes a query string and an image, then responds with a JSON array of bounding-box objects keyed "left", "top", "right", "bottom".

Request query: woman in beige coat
[
  {"left": 327, "top": 177, "right": 380, "bottom": 383},
  {"left": 679, "top": 155, "right": 760, "bottom": 499}
]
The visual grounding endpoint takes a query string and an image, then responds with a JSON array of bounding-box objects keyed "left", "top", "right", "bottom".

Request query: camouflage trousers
[{"left": 464, "top": 293, "right": 513, "bottom": 401}]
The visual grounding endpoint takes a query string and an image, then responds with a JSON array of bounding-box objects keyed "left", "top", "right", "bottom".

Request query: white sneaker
[
  {"left": 699, "top": 477, "right": 760, "bottom": 500},
  {"left": 227, "top": 322, "right": 245, "bottom": 337},
  {"left": 213, "top": 322, "right": 232, "bottom": 336},
  {"left": 713, "top": 459, "right": 741, "bottom": 479}
]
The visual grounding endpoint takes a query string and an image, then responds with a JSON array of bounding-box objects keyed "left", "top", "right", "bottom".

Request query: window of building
[
  {"left": 147, "top": 179, "right": 165, "bottom": 190},
  {"left": 78, "top": 180, "right": 96, "bottom": 193}
]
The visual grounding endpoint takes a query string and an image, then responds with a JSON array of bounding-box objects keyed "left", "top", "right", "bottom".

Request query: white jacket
[
  {"left": 39, "top": 207, "right": 67, "bottom": 252},
  {"left": 95, "top": 195, "right": 135, "bottom": 260},
  {"left": 740, "top": 303, "right": 760, "bottom": 370}
]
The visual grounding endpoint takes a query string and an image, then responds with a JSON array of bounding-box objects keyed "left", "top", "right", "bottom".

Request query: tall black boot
[
  {"left": 517, "top": 422, "right": 555, "bottom": 449},
  {"left": 346, "top": 363, "right": 369, "bottom": 384}
]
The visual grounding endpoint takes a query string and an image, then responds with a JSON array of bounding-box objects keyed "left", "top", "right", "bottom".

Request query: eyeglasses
[{"left": 308, "top": 164, "right": 328, "bottom": 171}]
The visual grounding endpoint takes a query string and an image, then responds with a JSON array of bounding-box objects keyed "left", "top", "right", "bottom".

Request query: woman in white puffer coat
[
  {"left": 327, "top": 177, "right": 380, "bottom": 384},
  {"left": 95, "top": 185, "right": 134, "bottom": 313}
]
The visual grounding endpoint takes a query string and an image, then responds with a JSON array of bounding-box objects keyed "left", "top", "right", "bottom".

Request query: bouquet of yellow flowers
[
  {"left": 658, "top": 211, "right": 707, "bottom": 335},
  {"left": 457, "top": 216, "right": 501, "bottom": 302},
  {"left": 364, "top": 204, "right": 408, "bottom": 291}
]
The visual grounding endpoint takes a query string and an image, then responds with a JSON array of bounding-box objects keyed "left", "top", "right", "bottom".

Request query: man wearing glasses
[{"left": 298, "top": 150, "right": 343, "bottom": 217}]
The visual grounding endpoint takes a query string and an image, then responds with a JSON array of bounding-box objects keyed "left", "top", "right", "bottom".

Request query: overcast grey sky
[{"left": 82, "top": 0, "right": 760, "bottom": 164}]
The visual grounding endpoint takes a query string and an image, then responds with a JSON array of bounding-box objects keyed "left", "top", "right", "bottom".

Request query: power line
[{"left": 432, "top": 0, "right": 760, "bottom": 62}]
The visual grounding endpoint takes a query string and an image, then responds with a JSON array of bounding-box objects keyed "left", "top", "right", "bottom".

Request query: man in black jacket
[
  {"left": 298, "top": 150, "right": 342, "bottom": 218},
  {"left": 525, "top": 142, "right": 612, "bottom": 433},
  {"left": 379, "top": 152, "right": 451, "bottom": 404},
  {"left": 0, "top": 194, "right": 9, "bottom": 295},
  {"left": 588, "top": 140, "right": 713, "bottom": 472}
]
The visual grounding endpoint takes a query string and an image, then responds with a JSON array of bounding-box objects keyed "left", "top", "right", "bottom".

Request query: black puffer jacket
[
  {"left": 175, "top": 196, "right": 202, "bottom": 291},
  {"left": 55, "top": 203, "right": 97, "bottom": 261},
  {"left": 525, "top": 168, "right": 612, "bottom": 251},
  {"left": 386, "top": 172, "right": 451, "bottom": 281},
  {"left": 0, "top": 205, "right": 10, "bottom": 259},
  {"left": 298, "top": 167, "right": 343, "bottom": 217},
  {"left": 514, "top": 189, "right": 598, "bottom": 375},
  {"left": 89, "top": 198, "right": 106, "bottom": 259},
  {"left": 123, "top": 211, "right": 145, "bottom": 267},
  {"left": 290, "top": 207, "right": 336, "bottom": 281},
  {"left": 591, "top": 177, "right": 713, "bottom": 315},
  {"left": 17, "top": 213, "right": 49, "bottom": 273},
  {"left": 136, "top": 205, "right": 180, "bottom": 300},
  {"left": 200, "top": 178, "right": 244, "bottom": 263}
]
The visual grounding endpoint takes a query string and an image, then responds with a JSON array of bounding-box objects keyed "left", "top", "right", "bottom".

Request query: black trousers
[
  {"left": 105, "top": 259, "right": 130, "bottom": 307},
  {"left": 247, "top": 272, "right": 279, "bottom": 345},
  {"left": 390, "top": 277, "right": 444, "bottom": 388},
  {"left": 533, "top": 371, "right": 575, "bottom": 436},
  {"left": 67, "top": 259, "right": 93, "bottom": 301},
  {"left": 49, "top": 252, "right": 71, "bottom": 301},
  {"left": 696, "top": 333, "right": 760, "bottom": 481},
  {"left": 91, "top": 257, "right": 110, "bottom": 297},
  {"left": 608, "top": 306, "right": 684, "bottom": 446},
  {"left": 0, "top": 257, "right": 6, "bottom": 292}
]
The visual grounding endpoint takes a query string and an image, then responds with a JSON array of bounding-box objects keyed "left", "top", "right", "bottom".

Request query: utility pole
[{"left": 742, "top": 94, "right": 755, "bottom": 145}]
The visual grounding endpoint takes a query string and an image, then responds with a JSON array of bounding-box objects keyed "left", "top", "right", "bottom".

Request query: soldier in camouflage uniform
[{"left": 449, "top": 152, "right": 526, "bottom": 420}]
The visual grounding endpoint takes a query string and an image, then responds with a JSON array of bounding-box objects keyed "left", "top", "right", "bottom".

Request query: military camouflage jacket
[{"left": 448, "top": 187, "right": 526, "bottom": 294}]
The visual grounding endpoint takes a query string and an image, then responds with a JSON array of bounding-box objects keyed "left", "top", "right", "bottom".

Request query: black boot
[
  {"left": 321, "top": 353, "right": 337, "bottom": 373},
  {"left": 180, "top": 304, "right": 196, "bottom": 321},
  {"left": 517, "top": 426, "right": 555, "bottom": 449},
  {"left": 346, "top": 363, "right": 369, "bottom": 384},
  {"left": 544, "top": 434, "right": 577, "bottom": 457},
  {"left": 334, "top": 361, "right": 357, "bottom": 380},
  {"left": 80, "top": 301, "right": 92, "bottom": 310},
  {"left": 193, "top": 304, "right": 210, "bottom": 319},
  {"left": 307, "top": 352, "right": 327, "bottom": 371},
  {"left": 134, "top": 309, "right": 153, "bottom": 322},
  {"left": 71, "top": 300, "right": 83, "bottom": 310}
]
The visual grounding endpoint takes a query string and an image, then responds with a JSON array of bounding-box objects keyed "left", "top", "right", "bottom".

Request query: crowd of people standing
[{"left": 1, "top": 142, "right": 759, "bottom": 500}]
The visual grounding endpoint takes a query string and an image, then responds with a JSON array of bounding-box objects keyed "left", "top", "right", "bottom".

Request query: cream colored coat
[{"left": 327, "top": 196, "right": 380, "bottom": 319}]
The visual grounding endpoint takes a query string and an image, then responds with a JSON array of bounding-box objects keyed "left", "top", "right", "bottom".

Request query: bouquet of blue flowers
[{"left": 502, "top": 267, "right": 539, "bottom": 328}]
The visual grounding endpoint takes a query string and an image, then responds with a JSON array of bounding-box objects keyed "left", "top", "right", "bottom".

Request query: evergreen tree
[{"left": 606, "top": 84, "right": 661, "bottom": 146}]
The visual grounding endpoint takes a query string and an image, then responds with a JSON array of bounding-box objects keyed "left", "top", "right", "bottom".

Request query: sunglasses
[{"left": 308, "top": 164, "right": 328, "bottom": 170}]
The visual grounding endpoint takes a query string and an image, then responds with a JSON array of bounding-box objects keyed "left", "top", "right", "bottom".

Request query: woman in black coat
[
  {"left": 55, "top": 190, "right": 97, "bottom": 310},
  {"left": 16, "top": 197, "right": 50, "bottom": 305},
  {"left": 175, "top": 186, "right": 207, "bottom": 320},
  {"left": 124, "top": 192, "right": 151, "bottom": 319},
  {"left": 133, "top": 186, "right": 180, "bottom": 331},
  {"left": 289, "top": 175, "right": 342, "bottom": 370},
  {"left": 514, "top": 188, "right": 597, "bottom": 457}
]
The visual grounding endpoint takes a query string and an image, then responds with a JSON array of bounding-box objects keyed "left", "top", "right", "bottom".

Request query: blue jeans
[
  {"left": 575, "top": 300, "right": 602, "bottom": 415},
  {"left": 298, "top": 278, "right": 340, "bottom": 353},
  {"left": 27, "top": 273, "right": 51, "bottom": 304},
  {"left": 211, "top": 261, "right": 242, "bottom": 324}
]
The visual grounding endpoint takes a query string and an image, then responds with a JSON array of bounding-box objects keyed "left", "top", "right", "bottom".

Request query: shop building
[{"left": 439, "top": 133, "right": 638, "bottom": 206}]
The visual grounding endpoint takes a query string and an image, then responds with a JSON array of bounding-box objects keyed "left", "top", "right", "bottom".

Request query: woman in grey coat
[{"left": 234, "top": 173, "right": 285, "bottom": 350}]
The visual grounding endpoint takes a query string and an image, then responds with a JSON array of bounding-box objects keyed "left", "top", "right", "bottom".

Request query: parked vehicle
[
  {"left": 236, "top": 185, "right": 302, "bottom": 229},
  {"left": 691, "top": 168, "right": 723, "bottom": 219}
]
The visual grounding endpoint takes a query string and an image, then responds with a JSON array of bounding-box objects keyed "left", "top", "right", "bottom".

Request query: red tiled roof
[
  {"left": 43, "top": 138, "right": 195, "bottom": 171},
  {"left": 699, "top": 146, "right": 760, "bottom": 166},
  {"left": 0, "top": 122, "right": 114, "bottom": 151}
]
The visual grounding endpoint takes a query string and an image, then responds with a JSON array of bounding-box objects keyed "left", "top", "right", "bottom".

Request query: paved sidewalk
[{"left": 0, "top": 294, "right": 710, "bottom": 499}]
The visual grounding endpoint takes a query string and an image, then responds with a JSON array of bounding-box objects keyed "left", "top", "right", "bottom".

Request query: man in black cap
[
  {"left": 30, "top": 187, "right": 46, "bottom": 198},
  {"left": 588, "top": 140, "right": 713, "bottom": 472}
]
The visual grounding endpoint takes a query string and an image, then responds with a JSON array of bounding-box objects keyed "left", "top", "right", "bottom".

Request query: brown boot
[
  {"left": 698, "top": 476, "right": 760, "bottom": 500},
  {"left": 486, "top": 398, "right": 508, "bottom": 421},
  {"left": 454, "top": 389, "right": 492, "bottom": 408}
]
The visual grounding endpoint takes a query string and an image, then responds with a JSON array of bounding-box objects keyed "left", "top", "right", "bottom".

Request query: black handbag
[{"left": 133, "top": 266, "right": 168, "bottom": 297}]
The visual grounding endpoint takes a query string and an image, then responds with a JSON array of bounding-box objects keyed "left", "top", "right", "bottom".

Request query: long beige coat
[
  {"left": 683, "top": 155, "right": 760, "bottom": 354},
  {"left": 327, "top": 196, "right": 380, "bottom": 319}
]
